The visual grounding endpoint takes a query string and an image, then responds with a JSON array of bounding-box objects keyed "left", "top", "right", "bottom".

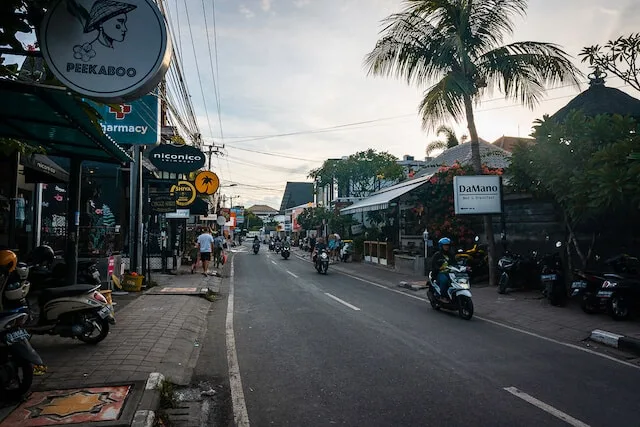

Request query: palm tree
[
  {"left": 364, "top": 0, "right": 581, "bottom": 286},
  {"left": 426, "top": 125, "right": 468, "bottom": 156}
]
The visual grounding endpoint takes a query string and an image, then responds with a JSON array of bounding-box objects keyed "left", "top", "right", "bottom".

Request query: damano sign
[
  {"left": 40, "top": 0, "right": 171, "bottom": 102},
  {"left": 453, "top": 175, "right": 502, "bottom": 215},
  {"left": 149, "top": 144, "right": 206, "bottom": 173}
]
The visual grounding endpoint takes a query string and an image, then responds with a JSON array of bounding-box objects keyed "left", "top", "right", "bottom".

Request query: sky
[{"left": 165, "top": 0, "right": 640, "bottom": 209}]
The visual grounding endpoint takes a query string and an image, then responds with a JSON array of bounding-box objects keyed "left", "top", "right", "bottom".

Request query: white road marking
[
  {"left": 226, "top": 257, "right": 250, "bottom": 427},
  {"left": 504, "top": 387, "right": 590, "bottom": 427},
  {"left": 325, "top": 293, "right": 361, "bottom": 311},
  {"left": 287, "top": 271, "right": 299, "bottom": 278},
  {"left": 334, "top": 270, "right": 640, "bottom": 370},
  {"left": 271, "top": 260, "right": 277, "bottom": 265}
]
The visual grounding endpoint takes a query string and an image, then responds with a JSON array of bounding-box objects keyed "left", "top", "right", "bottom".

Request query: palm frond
[
  {"left": 418, "top": 73, "right": 468, "bottom": 130},
  {"left": 426, "top": 140, "right": 448, "bottom": 156},
  {"left": 478, "top": 41, "right": 582, "bottom": 108},
  {"left": 364, "top": 11, "right": 457, "bottom": 86},
  {"left": 468, "top": 0, "right": 528, "bottom": 51},
  {"left": 436, "top": 125, "right": 458, "bottom": 146}
]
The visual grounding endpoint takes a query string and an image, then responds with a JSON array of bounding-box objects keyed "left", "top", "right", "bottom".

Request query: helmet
[
  {"left": 0, "top": 250, "right": 17, "bottom": 274},
  {"left": 16, "top": 262, "right": 29, "bottom": 280},
  {"left": 438, "top": 237, "right": 452, "bottom": 248},
  {"left": 29, "top": 245, "right": 55, "bottom": 266},
  {"left": 5, "top": 280, "right": 30, "bottom": 301}
]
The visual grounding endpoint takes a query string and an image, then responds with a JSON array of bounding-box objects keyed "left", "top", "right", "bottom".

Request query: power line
[
  {"left": 224, "top": 145, "right": 325, "bottom": 162},
  {"left": 201, "top": 0, "right": 224, "bottom": 140}
]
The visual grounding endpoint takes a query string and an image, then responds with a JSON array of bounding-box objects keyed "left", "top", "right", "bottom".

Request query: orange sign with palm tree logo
[{"left": 194, "top": 171, "right": 220, "bottom": 195}]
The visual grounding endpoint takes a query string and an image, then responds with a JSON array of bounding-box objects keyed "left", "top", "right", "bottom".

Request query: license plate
[
  {"left": 98, "top": 306, "right": 112, "bottom": 319},
  {"left": 541, "top": 274, "right": 558, "bottom": 281},
  {"left": 5, "top": 328, "right": 30, "bottom": 344},
  {"left": 571, "top": 281, "right": 587, "bottom": 289}
]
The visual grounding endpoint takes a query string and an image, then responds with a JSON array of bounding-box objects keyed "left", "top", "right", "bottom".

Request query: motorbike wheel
[
  {"left": 78, "top": 317, "right": 110, "bottom": 344},
  {"left": 498, "top": 273, "right": 509, "bottom": 294},
  {"left": 581, "top": 294, "right": 598, "bottom": 314},
  {"left": 1, "top": 357, "right": 33, "bottom": 399},
  {"left": 427, "top": 291, "right": 440, "bottom": 310},
  {"left": 322, "top": 264, "right": 328, "bottom": 275},
  {"left": 608, "top": 295, "right": 630, "bottom": 321},
  {"left": 458, "top": 296, "right": 474, "bottom": 320}
]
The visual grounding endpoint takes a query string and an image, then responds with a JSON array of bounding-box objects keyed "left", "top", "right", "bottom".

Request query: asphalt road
[{"left": 231, "top": 244, "right": 640, "bottom": 427}]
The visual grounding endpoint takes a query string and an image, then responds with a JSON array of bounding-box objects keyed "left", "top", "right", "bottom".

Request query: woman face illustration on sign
[{"left": 70, "top": 0, "right": 137, "bottom": 62}]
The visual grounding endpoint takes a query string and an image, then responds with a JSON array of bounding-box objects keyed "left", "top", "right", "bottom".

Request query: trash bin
[{"left": 122, "top": 274, "right": 144, "bottom": 292}]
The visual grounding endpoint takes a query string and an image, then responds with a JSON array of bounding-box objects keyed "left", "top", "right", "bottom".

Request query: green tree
[
  {"left": 581, "top": 33, "right": 640, "bottom": 92},
  {"left": 245, "top": 211, "right": 263, "bottom": 231},
  {"left": 425, "top": 125, "right": 467, "bottom": 156},
  {"left": 309, "top": 149, "right": 404, "bottom": 198},
  {"left": 509, "top": 112, "right": 640, "bottom": 266},
  {"left": 364, "top": 0, "right": 580, "bottom": 285},
  {"left": 296, "top": 207, "right": 333, "bottom": 231}
]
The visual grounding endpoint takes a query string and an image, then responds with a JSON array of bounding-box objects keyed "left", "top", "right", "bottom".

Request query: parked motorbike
[
  {"left": 455, "top": 236, "right": 488, "bottom": 279},
  {"left": 0, "top": 257, "right": 43, "bottom": 399},
  {"left": 596, "top": 265, "right": 640, "bottom": 320},
  {"left": 252, "top": 242, "right": 260, "bottom": 254},
  {"left": 497, "top": 250, "right": 540, "bottom": 294},
  {"left": 340, "top": 242, "right": 353, "bottom": 263},
  {"left": 281, "top": 245, "right": 290, "bottom": 260},
  {"left": 26, "top": 245, "right": 101, "bottom": 292},
  {"left": 427, "top": 264, "right": 474, "bottom": 320},
  {"left": 314, "top": 249, "right": 329, "bottom": 274},
  {"left": 539, "top": 242, "right": 566, "bottom": 306},
  {"left": 571, "top": 254, "right": 638, "bottom": 314}
]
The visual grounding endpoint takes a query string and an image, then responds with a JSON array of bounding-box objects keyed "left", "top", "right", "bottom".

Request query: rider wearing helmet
[{"left": 431, "top": 237, "right": 456, "bottom": 301}]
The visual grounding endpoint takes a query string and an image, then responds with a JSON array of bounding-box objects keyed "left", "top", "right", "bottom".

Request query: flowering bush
[{"left": 426, "top": 162, "right": 503, "bottom": 246}]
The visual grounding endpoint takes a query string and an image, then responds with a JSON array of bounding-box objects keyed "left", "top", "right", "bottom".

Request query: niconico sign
[
  {"left": 40, "top": 0, "right": 172, "bottom": 102},
  {"left": 149, "top": 144, "right": 205, "bottom": 173},
  {"left": 453, "top": 175, "right": 502, "bottom": 215}
]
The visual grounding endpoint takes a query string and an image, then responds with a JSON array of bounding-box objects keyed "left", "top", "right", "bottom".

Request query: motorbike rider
[
  {"left": 312, "top": 237, "right": 327, "bottom": 264},
  {"left": 253, "top": 236, "right": 260, "bottom": 244},
  {"left": 431, "top": 237, "right": 456, "bottom": 301}
]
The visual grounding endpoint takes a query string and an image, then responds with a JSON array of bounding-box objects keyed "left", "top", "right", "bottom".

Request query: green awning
[{"left": 0, "top": 80, "right": 132, "bottom": 164}]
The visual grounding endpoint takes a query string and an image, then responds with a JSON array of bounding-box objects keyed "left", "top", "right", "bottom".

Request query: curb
[
  {"left": 590, "top": 329, "right": 640, "bottom": 356},
  {"left": 399, "top": 281, "right": 427, "bottom": 291},
  {"left": 131, "top": 372, "right": 165, "bottom": 427}
]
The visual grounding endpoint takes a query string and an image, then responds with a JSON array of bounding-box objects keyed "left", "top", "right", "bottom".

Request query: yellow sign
[
  {"left": 194, "top": 171, "right": 220, "bottom": 195},
  {"left": 170, "top": 180, "right": 196, "bottom": 207}
]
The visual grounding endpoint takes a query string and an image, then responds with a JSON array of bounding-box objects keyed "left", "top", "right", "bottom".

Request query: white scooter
[
  {"left": 6, "top": 262, "right": 115, "bottom": 344},
  {"left": 427, "top": 263, "right": 474, "bottom": 320}
]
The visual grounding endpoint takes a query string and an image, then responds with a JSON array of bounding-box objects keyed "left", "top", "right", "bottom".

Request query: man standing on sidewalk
[{"left": 197, "top": 228, "right": 215, "bottom": 276}]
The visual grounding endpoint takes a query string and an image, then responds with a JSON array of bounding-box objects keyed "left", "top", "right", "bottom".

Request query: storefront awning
[
  {"left": 340, "top": 175, "right": 432, "bottom": 215},
  {"left": 21, "top": 153, "right": 69, "bottom": 183},
  {"left": 0, "top": 80, "right": 132, "bottom": 164}
]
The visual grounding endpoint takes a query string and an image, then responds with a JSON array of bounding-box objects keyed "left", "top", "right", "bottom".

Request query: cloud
[
  {"left": 238, "top": 4, "right": 255, "bottom": 19},
  {"left": 169, "top": 0, "right": 640, "bottom": 208},
  {"left": 261, "top": 0, "right": 272, "bottom": 12}
]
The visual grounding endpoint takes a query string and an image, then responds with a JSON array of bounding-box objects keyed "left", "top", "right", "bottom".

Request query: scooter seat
[{"left": 41, "top": 285, "right": 98, "bottom": 300}]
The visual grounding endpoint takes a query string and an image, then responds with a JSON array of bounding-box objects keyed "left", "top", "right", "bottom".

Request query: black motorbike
[
  {"left": 497, "top": 250, "right": 540, "bottom": 294},
  {"left": 25, "top": 245, "right": 101, "bottom": 292},
  {"left": 252, "top": 242, "right": 260, "bottom": 254},
  {"left": 281, "top": 245, "right": 290, "bottom": 260},
  {"left": 314, "top": 249, "right": 329, "bottom": 274},
  {"left": 593, "top": 256, "right": 640, "bottom": 320},
  {"left": 275, "top": 242, "right": 282, "bottom": 254},
  {"left": 539, "top": 242, "right": 566, "bottom": 306},
  {"left": 269, "top": 241, "right": 275, "bottom": 251},
  {"left": 571, "top": 254, "right": 638, "bottom": 314}
]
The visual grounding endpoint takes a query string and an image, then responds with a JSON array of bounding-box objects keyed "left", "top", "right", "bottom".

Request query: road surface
[{"left": 228, "top": 244, "right": 640, "bottom": 427}]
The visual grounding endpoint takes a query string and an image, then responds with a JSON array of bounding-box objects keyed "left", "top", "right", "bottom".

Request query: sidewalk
[
  {"left": 293, "top": 248, "right": 640, "bottom": 348},
  {"left": 0, "top": 268, "right": 219, "bottom": 427}
]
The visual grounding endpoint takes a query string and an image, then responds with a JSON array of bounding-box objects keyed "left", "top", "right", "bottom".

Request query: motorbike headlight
[{"left": 321, "top": 253, "right": 328, "bottom": 259}]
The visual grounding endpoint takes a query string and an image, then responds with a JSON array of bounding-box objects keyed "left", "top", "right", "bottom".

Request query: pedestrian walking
[
  {"left": 190, "top": 240, "right": 199, "bottom": 274},
  {"left": 197, "top": 228, "right": 215, "bottom": 276},
  {"left": 213, "top": 232, "right": 225, "bottom": 268}
]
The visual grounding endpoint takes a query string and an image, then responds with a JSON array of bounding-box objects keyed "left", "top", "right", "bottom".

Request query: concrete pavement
[{"left": 231, "top": 245, "right": 640, "bottom": 426}]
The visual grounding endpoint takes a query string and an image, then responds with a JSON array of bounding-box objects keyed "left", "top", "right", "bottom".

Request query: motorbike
[
  {"left": 455, "top": 236, "right": 488, "bottom": 279},
  {"left": 595, "top": 264, "right": 640, "bottom": 320},
  {"left": 571, "top": 254, "right": 638, "bottom": 314},
  {"left": 269, "top": 241, "right": 275, "bottom": 251},
  {"left": 539, "top": 242, "right": 566, "bottom": 306},
  {"left": 497, "top": 250, "right": 541, "bottom": 294},
  {"left": 252, "top": 242, "right": 260, "bottom": 254},
  {"left": 281, "top": 245, "right": 290, "bottom": 260},
  {"left": 427, "top": 263, "right": 474, "bottom": 320},
  {"left": 25, "top": 245, "right": 101, "bottom": 292},
  {"left": 0, "top": 260, "right": 43, "bottom": 399},
  {"left": 340, "top": 242, "right": 353, "bottom": 262},
  {"left": 275, "top": 242, "right": 282, "bottom": 254},
  {"left": 314, "top": 249, "right": 329, "bottom": 274}
]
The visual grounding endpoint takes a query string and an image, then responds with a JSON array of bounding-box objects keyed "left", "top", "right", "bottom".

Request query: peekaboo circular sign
[{"left": 40, "top": 0, "right": 172, "bottom": 102}]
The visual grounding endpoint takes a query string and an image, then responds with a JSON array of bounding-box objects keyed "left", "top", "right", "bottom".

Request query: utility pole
[{"left": 205, "top": 143, "right": 224, "bottom": 170}]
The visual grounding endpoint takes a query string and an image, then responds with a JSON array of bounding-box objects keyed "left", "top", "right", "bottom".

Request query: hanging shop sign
[
  {"left": 149, "top": 144, "right": 206, "bottom": 173},
  {"left": 194, "top": 171, "right": 220, "bottom": 195},
  {"left": 40, "top": 0, "right": 172, "bottom": 103},
  {"left": 169, "top": 180, "right": 196, "bottom": 207},
  {"left": 149, "top": 192, "right": 176, "bottom": 213},
  {"left": 89, "top": 92, "right": 159, "bottom": 144},
  {"left": 453, "top": 175, "right": 503, "bottom": 215}
]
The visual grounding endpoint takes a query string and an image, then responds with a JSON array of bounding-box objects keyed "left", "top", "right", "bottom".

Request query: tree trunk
[{"left": 464, "top": 95, "right": 497, "bottom": 287}]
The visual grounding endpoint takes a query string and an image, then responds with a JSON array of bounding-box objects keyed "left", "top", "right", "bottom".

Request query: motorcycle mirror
[
  {"left": 555, "top": 241, "right": 562, "bottom": 248},
  {"left": 474, "top": 236, "right": 479, "bottom": 242}
]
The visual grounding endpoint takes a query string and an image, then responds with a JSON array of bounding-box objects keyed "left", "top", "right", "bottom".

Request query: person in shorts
[{"left": 197, "top": 229, "right": 215, "bottom": 276}]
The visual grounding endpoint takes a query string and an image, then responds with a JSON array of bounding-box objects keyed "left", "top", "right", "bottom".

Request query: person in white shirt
[{"left": 197, "top": 228, "right": 215, "bottom": 276}]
